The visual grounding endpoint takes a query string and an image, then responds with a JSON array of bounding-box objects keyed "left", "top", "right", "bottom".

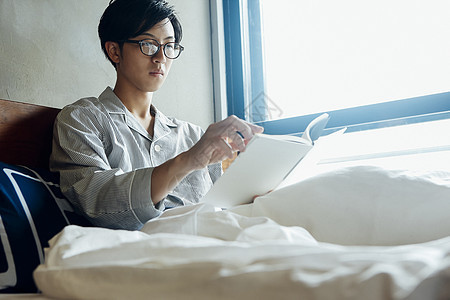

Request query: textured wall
[{"left": 0, "top": 0, "right": 214, "bottom": 128}]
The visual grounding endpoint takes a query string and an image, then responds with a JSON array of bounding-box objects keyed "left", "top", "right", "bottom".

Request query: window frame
[{"left": 213, "top": 0, "right": 450, "bottom": 135}]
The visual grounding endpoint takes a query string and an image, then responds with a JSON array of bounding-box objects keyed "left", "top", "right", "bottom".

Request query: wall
[
  {"left": 0, "top": 0, "right": 214, "bottom": 128},
  {"left": 153, "top": 0, "right": 215, "bottom": 128}
]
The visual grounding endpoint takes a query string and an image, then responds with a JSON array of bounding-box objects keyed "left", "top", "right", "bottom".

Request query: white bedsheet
[{"left": 33, "top": 166, "right": 450, "bottom": 300}]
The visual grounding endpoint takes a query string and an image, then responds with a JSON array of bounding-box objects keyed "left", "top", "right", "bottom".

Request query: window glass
[{"left": 260, "top": 0, "right": 450, "bottom": 121}]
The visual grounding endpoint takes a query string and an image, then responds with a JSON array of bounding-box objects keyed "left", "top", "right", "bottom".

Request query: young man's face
[{"left": 116, "top": 18, "right": 175, "bottom": 93}]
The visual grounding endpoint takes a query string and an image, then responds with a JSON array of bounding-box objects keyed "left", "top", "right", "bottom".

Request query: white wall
[
  {"left": 0, "top": 0, "right": 214, "bottom": 128},
  {"left": 153, "top": 0, "right": 215, "bottom": 128}
]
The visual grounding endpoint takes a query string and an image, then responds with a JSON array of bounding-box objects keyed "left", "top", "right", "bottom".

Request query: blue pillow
[{"left": 0, "top": 161, "right": 90, "bottom": 293}]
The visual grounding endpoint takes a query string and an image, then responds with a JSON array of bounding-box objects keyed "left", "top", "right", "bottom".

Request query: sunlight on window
[{"left": 260, "top": 0, "right": 450, "bottom": 120}]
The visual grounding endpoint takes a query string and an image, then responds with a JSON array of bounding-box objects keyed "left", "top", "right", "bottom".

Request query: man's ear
[{"left": 105, "top": 41, "right": 121, "bottom": 64}]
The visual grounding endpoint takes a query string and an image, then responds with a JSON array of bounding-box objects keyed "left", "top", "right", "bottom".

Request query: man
[{"left": 50, "top": 0, "right": 263, "bottom": 230}]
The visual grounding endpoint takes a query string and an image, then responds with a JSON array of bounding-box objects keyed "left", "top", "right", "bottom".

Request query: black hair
[{"left": 98, "top": 0, "right": 182, "bottom": 67}]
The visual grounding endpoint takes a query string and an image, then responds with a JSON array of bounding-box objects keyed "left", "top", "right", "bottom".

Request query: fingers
[
  {"left": 226, "top": 131, "right": 246, "bottom": 152},
  {"left": 220, "top": 115, "right": 264, "bottom": 152},
  {"left": 221, "top": 115, "right": 263, "bottom": 139},
  {"left": 248, "top": 122, "right": 265, "bottom": 134},
  {"left": 188, "top": 135, "right": 234, "bottom": 170},
  {"left": 186, "top": 115, "right": 264, "bottom": 170},
  {"left": 209, "top": 137, "right": 235, "bottom": 162}
]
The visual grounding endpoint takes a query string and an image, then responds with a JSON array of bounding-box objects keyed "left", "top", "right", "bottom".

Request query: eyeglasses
[{"left": 119, "top": 39, "right": 184, "bottom": 59}]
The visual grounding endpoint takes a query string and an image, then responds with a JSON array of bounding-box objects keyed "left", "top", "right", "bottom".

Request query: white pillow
[{"left": 251, "top": 165, "right": 450, "bottom": 246}]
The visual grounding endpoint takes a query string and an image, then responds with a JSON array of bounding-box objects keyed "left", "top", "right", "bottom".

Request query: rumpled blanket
[{"left": 34, "top": 166, "right": 450, "bottom": 300}]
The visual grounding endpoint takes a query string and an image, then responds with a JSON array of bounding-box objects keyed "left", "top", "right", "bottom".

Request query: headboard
[{"left": 0, "top": 98, "right": 60, "bottom": 169}]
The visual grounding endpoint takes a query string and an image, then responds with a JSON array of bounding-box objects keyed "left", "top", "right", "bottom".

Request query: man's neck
[{"left": 113, "top": 84, "right": 153, "bottom": 119}]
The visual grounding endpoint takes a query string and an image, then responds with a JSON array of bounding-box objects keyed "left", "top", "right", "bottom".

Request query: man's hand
[
  {"left": 184, "top": 115, "right": 264, "bottom": 170},
  {"left": 151, "top": 115, "right": 263, "bottom": 203}
]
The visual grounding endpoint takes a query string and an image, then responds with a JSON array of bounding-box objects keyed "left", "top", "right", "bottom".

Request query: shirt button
[{"left": 154, "top": 144, "right": 161, "bottom": 152}]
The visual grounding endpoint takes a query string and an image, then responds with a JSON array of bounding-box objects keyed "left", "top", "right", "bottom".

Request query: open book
[{"left": 201, "top": 113, "right": 330, "bottom": 208}]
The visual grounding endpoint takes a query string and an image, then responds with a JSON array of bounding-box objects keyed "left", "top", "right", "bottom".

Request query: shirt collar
[
  {"left": 98, "top": 87, "right": 126, "bottom": 114},
  {"left": 98, "top": 86, "right": 178, "bottom": 129}
]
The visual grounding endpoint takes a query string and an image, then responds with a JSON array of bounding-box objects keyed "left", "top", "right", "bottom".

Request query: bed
[{"left": 1, "top": 98, "right": 450, "bottom": 300}]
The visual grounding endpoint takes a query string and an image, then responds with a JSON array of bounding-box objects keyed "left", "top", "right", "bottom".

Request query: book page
[
  {"left": 302, "top": 113, "right": 330, "bottom": 144},
  {"left": 201, "top": 113, "right": 332, "bottom": 208},
  {"left": 277, "top": 128, "right": 347, "bottom": 189},
  {"left": 201, "top": 134, "right": 313, "bottom": 208}
]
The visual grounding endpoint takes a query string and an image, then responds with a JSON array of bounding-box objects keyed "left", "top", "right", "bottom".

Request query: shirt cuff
[{"left": 130, "top": 167, "right": 163, "bottom": 223}]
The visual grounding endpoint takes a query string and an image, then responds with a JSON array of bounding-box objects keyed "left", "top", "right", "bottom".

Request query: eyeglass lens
[{"left": 140, "top": 40, "right": 182, "bottom": 59}]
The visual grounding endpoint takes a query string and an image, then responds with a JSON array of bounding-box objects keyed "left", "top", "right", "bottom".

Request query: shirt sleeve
[
  {"left": 208, "top": 162, "right": 223, "bottom": 183},
  {"left": 50, "top": 106, "right": 162, "bottom": 230}
]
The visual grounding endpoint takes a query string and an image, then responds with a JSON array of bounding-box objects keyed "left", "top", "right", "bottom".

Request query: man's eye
[
  {"left": 143, "top": 42, "right": 154, "bottom": 47},
  {"left": 142, "top": 42, "right": 158, "bottom": 51}
]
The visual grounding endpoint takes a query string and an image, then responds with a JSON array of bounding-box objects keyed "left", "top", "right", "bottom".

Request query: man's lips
[{"left": 149, "top": 70, "right": 164, "bottom": 76}]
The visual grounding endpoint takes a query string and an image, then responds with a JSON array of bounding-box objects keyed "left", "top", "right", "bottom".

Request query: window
[{"left": 215, "top": 0, "right": 450, "bottom": 135}]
